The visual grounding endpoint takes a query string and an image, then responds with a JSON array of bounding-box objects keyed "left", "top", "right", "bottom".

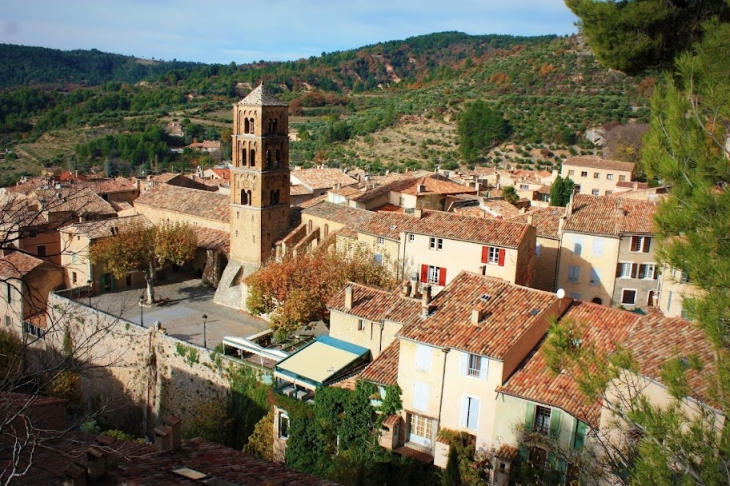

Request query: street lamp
[
  {"left": 86, "top": 280, "right": 93, "bottom": 307},
  {"left": 202, "top": 314, "right": 208, "bottom": 348},
  {"left": 139, "top": 295, "right": 145, "bottom": 328}
]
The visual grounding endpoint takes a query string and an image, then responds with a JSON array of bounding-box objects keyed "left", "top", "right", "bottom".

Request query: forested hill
[
  {"left": 0, "top": 44, "right": 203, "bottom": 88},
  {"left": 0, "top": 32, "right": 556, "bottom": 91}
]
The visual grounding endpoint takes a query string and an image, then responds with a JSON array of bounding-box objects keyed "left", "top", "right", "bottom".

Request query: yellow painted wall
[{"left": 556, "top": 232, "right": 620, "bottom": 305}]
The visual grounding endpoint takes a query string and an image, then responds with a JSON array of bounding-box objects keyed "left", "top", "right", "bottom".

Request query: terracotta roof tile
[
  {"left": 78, "top": 177, "right": 137, "bottom": 194},
  {"left": 193, "top": 227, "right": 230, "bottom": 254},
  {"left": 499, "top": 302, "right": 640, "bottom": 426},
  {"left": 397, "top": 272, "right": 559, "bottom": 359},
  {"left": 135, "top": 184, "right": 229, "bottom": 222},
  {"left": 562, "top": 156, "right": 635, "bottom": 172},
  {"left": 302, "top": 201, "right": 375, "bottom": 230},
  {"left": 0, "top": 252, "right": 45, "bottom": 279},
  {"left": 563, "top": 195, "right": 656, "bottom": 236},
  {"left": 359, "top": 209, "right": 529, "bottom": 248},
  {"left": 359, "top": 340, "right": 400, "bottom": 386},
  {"left": 290, "top": 184, "right": 314, "bottom": 196},
  {"left": 330, "top": 185, "right": 361, "bottom": 197},
  {"left": 297, "top": 194, "right": 327, "bottom": 209},
  {"left": 35, "top": 187, "right": 117, "bottom": 217},
  {"left": 509, "top": 206, "right": 564, "bottom": 240},
  {"left": 291, "top": 168, "right": 358, "bottom": 191},
  {"left": 63, "top": 214, "right": 153, "bottom": 240},
  {"left": 480, "top": 199, "right": 521, "bottom": 218},
  {"left": 329, "top": 283, "right": 402, "bottom": 323},
  {"left": 393, "top": 176, "right": 473, "bottom": 196}
]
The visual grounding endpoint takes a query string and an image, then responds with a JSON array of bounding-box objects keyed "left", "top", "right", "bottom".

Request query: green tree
[
  {"left": 442, "top": 446, "right": 462, "bottom": 486},
  {"left": 502, "top": 185, "right": 519, "bottom": 205},
  {"left": 565, "top": 0, "right": 730, "bottom": 75},
  {"left": 549, "top": 176, "right": 575, "bottom": 207},
  {"left": 457, "top": 100, "right": 510, "bottom": 163},
  {"left": 89, "top": 220, "right": 197, "bottom": 304}
]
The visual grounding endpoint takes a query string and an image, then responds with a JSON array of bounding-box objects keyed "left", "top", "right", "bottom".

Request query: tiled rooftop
[
  {"left": 0, "top": 252, "right": 45, "bottom": 279},
  {"left": 78, "top": 177, "right": 137, "bottom": 194},
  {"left": 392, "top": 175, "right": 474, "bottom": 196},
  {"left": 509, "top": 206, "right": 564, "bottom": 240},
  {"left": 563, "top": 194, "right": 656, "bottom": 236},
  {"left": 297, "top": 194, "right": 327, "bottom": 209},
  {"left": 359, "top": 340, "right": 400, "bottom": 386},
  {"left": 329, "top": 283, "right": 402, "bottom": 323},
  {"left": 290, "top": 184, "right": 314, "bottom": 196},
  {"left": 135, "top": 184, "right": 230, "bottom": 222},
  {"left": 302, "top": 201, "right": 375, "bottom": 230},
  {"left": 63, "top": 214, "right": 153, "bottom": 240},
  {"left": 499, "top": 301, "right": 640, "bottom": 425},
  {"left": 397, "top": 272, "right": 559, "bottom": 359},
  {"left": 192, "top": 226, "right": 230, "bottom": 254},
  {"left": 291, "top": 168, "right": 358, "bottom": 191},
  {"left": 35, "top": 187, "right": 117, "bottom": 217},
  {"left": 480, "top": 199, "right": 522, "bottom": 218},
  {"left": 359, "top": 209, "right": 529, "bottom": 248},
  {"left": 562, "top": 156, "right": 635, "bottom": 172},
  {"left": 237, "top": 84, "right": 288, "bottom": 106}
]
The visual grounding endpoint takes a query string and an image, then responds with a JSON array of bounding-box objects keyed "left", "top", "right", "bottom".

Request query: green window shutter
[
  {"left": 524, "top": 402, "right": 535, "bottom": 432},
  {"left": 549, "top": 409, "right": 561, "bottom": 439},
  {"left": 573, "top": 420, "right": 587, "bottom": 450}
]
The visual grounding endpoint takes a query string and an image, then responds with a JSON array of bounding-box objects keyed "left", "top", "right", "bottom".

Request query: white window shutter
[
  {"left": 593, "top": 237, "right": 604, "bottom": 256},
  {"left": 460, "top": 396, "right": 469, "bottom": 427},
  {"left": 461, "top": 352, "right": 469, "bottom": 376},
  {"left": 416, "top": 344, "right": 432, "bottom": 371},
  {"left": 479, "top": 358, "right": 488, "bottom": 381},
  {"left": 467, "top": 397, "right": 480, "bottom": 429}
]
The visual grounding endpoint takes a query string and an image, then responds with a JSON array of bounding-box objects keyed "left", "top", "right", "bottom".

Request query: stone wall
[{"left": 48, "top": 291, "right": 269, "bottom": 437}]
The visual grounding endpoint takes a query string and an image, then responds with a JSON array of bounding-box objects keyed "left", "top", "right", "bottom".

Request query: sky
[{"left": 0, "top": 1, "right": 578, "bottom": 65}]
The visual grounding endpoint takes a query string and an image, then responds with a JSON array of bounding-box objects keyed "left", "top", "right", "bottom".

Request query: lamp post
[
  {"left": 202, "top": 314, "right": 208, "bottom": 348},
  {"left": 139, "top": 295, "right": 145, "bottom": 328},
  {"left": 86, "top": 279, "right": 93, "bottom": 307}
]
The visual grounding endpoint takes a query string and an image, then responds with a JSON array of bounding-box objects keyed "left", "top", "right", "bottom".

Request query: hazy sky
[{"left": 0, "top": 1, "right": 578, "bottom": 64}]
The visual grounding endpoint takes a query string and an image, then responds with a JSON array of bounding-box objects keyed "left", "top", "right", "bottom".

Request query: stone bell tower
[{"left": 229, "top": 85, "right": 290, "bottom": 267}]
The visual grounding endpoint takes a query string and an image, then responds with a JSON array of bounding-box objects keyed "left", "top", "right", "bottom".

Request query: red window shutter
[
  {"left": 631, "top": 263, "right": 638, "bottom": 279},
  {"left": 498, "top": 248, "right": 506, "bottom": 267},
  {"left": 481, "top": 246, "right": 488, "bottom": 264},
  {"left": 420, "top": 264, "right": 428, "bottom": 283},
  {"left": 438, "top": 268, "right": 447, "bottom": 286}
]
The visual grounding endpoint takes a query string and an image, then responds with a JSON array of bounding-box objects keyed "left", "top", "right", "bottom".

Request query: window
[
  {"left": 680, "top": 271, "right": 690, "bottom": 283},
  {"left": 279, "top": 413, "right": 289, "bottom": 439},
  {"left": 619, "top": 175, "right": 626, "bottom": 181},
  {"left": 429, "top": 237, "right": 443, "bottom": 250},
  {"left": 409, "top": 234, "right": 415, "bottom": 242},
  {"left": 638, "top": 263, "right": 657, "bottom": 280},
  {"left": 72, "top": 272, "right": 77, "bottom": 284},
  {"left": 617, "top": 262, "right": 632, "bottom": 278},
  {"left": 607, "top": 174, "right": 614, "bottom": 180},
  {"left": 409, "top": 413, "right": 432, "bottom": 447},
  {"left": 488, "top": 247, "right": 499, "bottom": 264},
  {"left": 593, "top": 172, "right": 600, "bottom": 179},
  {"left": 358, "top": 319, "right": 365, "bottom": 331},
  {"left": 589, "top": 268, "right": 601, "bottom": 286},
  {"left": 460, "top": 395, "right": 480, "bottom": 430},
  {"left": 568, "top": 266, "right": 580, "bottom": 283},
  {"left": 630, "top": 236, "right": 651, "bottom": 253},
  {"left": 23, "top": 322, "right": 45, "bottom": 339},
  {"left": 568, "top": 170, "right": 575, "bottom": 176},
  {"left": 520, "top": 184, "right": 529, "bottom": 190},
  {"left": 573, "top": 420, "right": 588, "bottom": 450},
  {"left": 374, "top": 253, "right": 383, "bottom": 265},
  {"left": 605, "top": 190, "right": 613, "bottom": 195},
  {"left": 569, "top": 292, "right": 582, "bottom": 300},
  {"left": 535, "top": 244, "right": 541, "bottom": 257},
  {"left": 592, "top": 238, "right": 604, "bottom": 257},
  {"left": 415, "top": 344, "right": 432, "bottom": 371},
  {"left": 5, "top": 283, "right": 12, "bottom": 303},
  {"left": 621, "top": 289, "right": 637, "bottom": 305},
  {"left": 4, "top": 316, "right": 11, "bottom": 327},
  {"left": 580, "top": 171, "right": 588, "bottom": 177},
  {"left": 462, "top": 352, "right": 487, "bottom": 379},
  {"left": 591, "top": 189, "right": 600, "bottom": 196},
  {"left": 28, "top": 232, "right": 37, "bottom": 239},
  {"left": 36, "top": 245, "right": 46, "bottom": 257},
  {"left": 574, "top": 184, "right": 581, "bottom": 193},
  {"left": 572, "top": 235, "right": 583, "bottom": 255},
  {"left": 413, "top": 382, "right": 430, "bottom": 411},
  {"left": 376, "top": 237, "right": 384, "bottom": 245},
  {"left": 534, "top": 405, "right": 551, "bottom": 434},
  {"left": 427, "top": 265, "right": 441, "bottom": 284}
]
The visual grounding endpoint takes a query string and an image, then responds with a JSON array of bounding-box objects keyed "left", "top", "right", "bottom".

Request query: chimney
[
  {"left": 471, "top": 308, "right": 483, "bottom": 325},
  {"left": 410, "top": 271, "right": 419, "bottom": 298},
  {"left": 417, "top": 184, "right": 426, "bottom": 193},
  {"left": 163, "top": 415, "right": 182, "bottom": 451},
  {"left": 402, "top": 280, "right": 411, "bottom": 297},
  {"left": 345, "top": 285, "right": 353, "bottom": 310},
  {"left": 526, "top": 213, "right": 533, "bottom": 226},
  {"left": 61, "top": 464, "right": 87, "bottom": 486},
  {"left": 154, "top": 425, "right": 172, "bottom": 452},
  {"left": 86, "top": 446, "right": 106, "bottom": 481},
  {"left": 421, "top": 285, "right": 432, "bottom": 317},
  {"left": 565, "top": 192, "right": 575, "bottom": 216},
  {"left": 413, "top": 208, "right": 423, "bottom": 219}
]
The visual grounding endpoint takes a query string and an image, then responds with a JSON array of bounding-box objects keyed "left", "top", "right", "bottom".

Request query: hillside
[{"left": 0, "top": 33, "right": 654, "bottom": 185}]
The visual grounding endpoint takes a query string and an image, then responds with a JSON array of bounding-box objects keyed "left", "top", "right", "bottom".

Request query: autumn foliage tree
[
  {"left": 245, "top": 238, "right": 400, "bottom": 336},
  {"left": 89, "top": 219, "right": 197, "bottom": 303}
]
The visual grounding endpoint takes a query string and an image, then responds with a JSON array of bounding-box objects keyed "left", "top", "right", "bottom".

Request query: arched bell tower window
[
  {"left": 275, "top": 149, "right": 280, "bottom": 167},
  {"left": 272, "top": 118, "right": 278, "bottom": 134},
  {"left": 241, "top": 148, "right": 246, "bottom": 167},
  {"left": 244, "top": 118, "right": 250, "bottom": 134},
  {"left": 266, "top": 150, "right": 271, "bottom": 168},
  {"left": 247, "top": 190, "right": 252, "bottom": 205},
  {"left": 250, "top": 149, "right": 256, "bottom": 167},
  {"left": 241, "top": 190, "right": 248, "bottom": 205},
  {"left": 249, "top": 118, "right": 255, "bottom": 134}
]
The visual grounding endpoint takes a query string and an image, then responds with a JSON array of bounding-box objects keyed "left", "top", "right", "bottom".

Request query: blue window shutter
[
  {"left": 479, "top": 357, "right": 488, "bottom": 381},
  {"left": 461, "top": 352, "right": 468, "bottom": 376},
  {"left": 549, "top": 409, "right": 562, "bottom": 439},
  {"left": 525, "top": 402, "right": 535, "bottom": 431},
  {"left": 460, "top": 396, "right": 469, "bottom": 427},
  {"left": 467, "top": 397, "right": 480, "bottom": 429}
]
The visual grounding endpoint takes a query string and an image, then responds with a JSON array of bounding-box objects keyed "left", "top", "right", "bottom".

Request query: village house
[
  {"left": 555, "top": 194, "right": 657, "bottom": 309},
  {"left": 560, "top": 156, "right": 635, "bottom": 196},
  {"left": 0, "top": 252, "right": 63, "bottom": 340},
  {"left": 508, "top": 206, "right": 563, "bottom": 292},
  {"left": 290, "top": 167, "right": 359, "bottom": 202}
]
